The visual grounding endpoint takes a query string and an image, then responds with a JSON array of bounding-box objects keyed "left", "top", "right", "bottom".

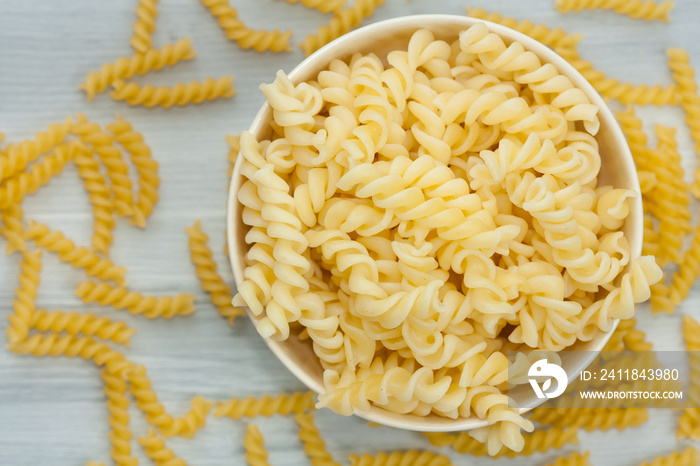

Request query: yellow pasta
[
  {"left": 199, "top": 0, "right": 292, "bottom": 53},
  {"left": 102, "top": 368, "right": 138, "bottom": 466},
  {"left": 0, "top": 116, "right": 73, "bottom": 182},
  {"left": 640, "top": 447, "right": 700, "bottom": 466},
  {"left": 422, "top": 428, "right": 578, "bottom": 457},
  {"left": 130, "top": 0, "right": 159, "bottom": 53},
  {"left": 668, "top": 223, "right": 700, "bottom": 305},
  {"left": 0, "top": 204, "right": 27, "bottom": 254},
  {"left": 348, "top": 450, "right": 453, "bottom": 466},
  {"left": 7, "top": 333, "right": 135, "bottom": 377},
  {"left": 280, "top": 0, "right": 346, "bottom": 14},
  {"left": 295, "top": 411, "right": 341, "bottom": 466},
  {"left": 0, "top": 142, "right": 76, "bottom": 210},
  {"left": 642, "top": 213, "right": 660, "bottom": 256},
  {"left": 75, "top": 281, "right": 196, "bottom": 319},
  {"left": 300, "top": 0, "right": 385, "bottom": 56},
  {"left": 214, "top": 391, "right": 315, "bottom": 419},
  {"left": 80, "top": 38, "right": 196, "bottom": 101},
  {"left": 6, "top": 250, "right": 42, "bottom": 345},
  {"left": 128, "top": 365, "right": 212, "bottom": 438},
  {"left": 72, "top": 114, "right": 133, "bottom": 219},
  {"left": 107, "top": 115, "right": 160, "bottom": 227},
  {"left": 185, "top": 220, "right": 244, "bottom": 325},
  {"left": 73, "top": 141, "right": 116, "bottom": 255},
  {"left": 678, "top": 315, "right": 700, "bottom": 440},
  {"left": 110, "top": 77, "right": 236, "bottom": 108},
  {"left": 244, "top": 424, "right": 270, "bottom": 466},
  {"left": 31, "top": 309, "right": 137, "bottom": 346},
  {"left": 530, "top": 407, "right": 648, "bottom": 431},
  {"left": 555, "top": 0, "right": 674, "bottom": 22},
  {"left": 667, "top": 48, "right": 700, "bottom": 197},
  {"left": 545, "top": 451, "right": 592, "bottom": 466},
  {"left": 85, "top": 461, "right": 106, "bottom": 466},
  {"left": 25, "top": 220, "right": 126, "bottom": 285},
  {"left": 138, "top": 429, "right": 188, "bottom": 466}
]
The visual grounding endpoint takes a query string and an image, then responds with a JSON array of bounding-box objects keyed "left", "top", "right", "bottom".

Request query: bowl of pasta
[{"left": 226, "top": 14, "right": 661, "bottom": 451}]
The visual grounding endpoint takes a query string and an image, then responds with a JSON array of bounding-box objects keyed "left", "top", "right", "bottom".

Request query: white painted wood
[{"left": 0, "top": 0, "right": 698, "bottom": 464}]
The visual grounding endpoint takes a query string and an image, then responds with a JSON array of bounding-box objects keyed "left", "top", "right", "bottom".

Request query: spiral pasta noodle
[
  {"left": 107, "top": 115, "right": 160, "bottom": 227},
  {"left": 280, "top": 0, "right": 346, "bottom": 14},
  {"left": 0, "top": 142, "right": 76, "bottom": 210},
  {"left": 668, "top": 221, "right": 700, "bottom": 305},
  {"left": 214, "top": 391, "right": 315, "bottom": 419},
  {"left": 110, "top": 77, "right": 236, "bottom": 108},
  {"left": 73, "top": 141, "right": 116, "bottom": 254},
  {"left": 199, "top": 0, "right": 292, "bottom": 53},
  {"left": 243, "top": 424, "right": 270, "bottom": 466},
  {"left": 138, "top": 429, "right": 187, "bottom": 466},
  {"left": 80, "top": 38, "right": 196, "bottom": 102},
  {"left": 185, "top": 220, "right": 244, "bottom": 325},
  {"left": 300, "top": 0, "right": 386, "bottom": 56},
  {"left": 75, "top": 281, "right": 196, "bottom": 319},
  {"left": 295, "top": 411, "right": 341, "bottom": 466},
  {"left": 128, "top": 365, "right": 212, "bottom": 438},
  {"left": 667, "top": 48, "right": 700, "bottom": 197},
  {"left": 31, "top": 309, "right": 137, "bottom": 346},
  {"left": 0, "top": 204, "right": 26, "bottom": 254},
  {"left": 130, "top": 0, "right": 159, "bottom": 53},
  {"left": 530, "top": 407, "right": 648, "bottom": 431},
  {"left": 0, "top": 116, "right": 73, "bottom": 182},
  {"left": 555, "top": 0, "right": 674, "bottom": 21},
  {"left": 101, "top": 368, "right": 138, "bottom": 466},
  {"left": 640, "top": 447, "right": 700, "bottom": 466},
  {"left": 348, "top": 450, "right": 453, "bottom": 466},
  {"left": 678, "top": 315, "right": 700, "bottom": 440},
  {"left": 72, "top": 114, "right": 133, "bottom": 219},
  {"left": 6, "top": 250, "right": 42, "bottom": 345},
  {"left": 25, "top": 220, "right": 126, "bottom": 285},
  {"left": 545, "top": 451, "right": 592, "bottom": 466}
]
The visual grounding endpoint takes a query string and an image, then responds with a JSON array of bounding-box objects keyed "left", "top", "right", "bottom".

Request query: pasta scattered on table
[
  {"left": 555, "top": 0, "right": 674, "bottom": 22},
  {"left": 243, "top": 424, "right": 270, "bottom": 466},
  {"left": 110, "top": 77, "right": 236, "bottom": 108}
]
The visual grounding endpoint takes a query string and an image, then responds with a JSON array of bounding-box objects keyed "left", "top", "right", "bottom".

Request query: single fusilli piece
[
  {"left": 25, "top": 220, "right": 126, "bottom": 285},
  {"left": 668, "top": 221, "right": 700, "bottom": 304},
  {"left": 667, "top": 48, "right": 700, "bottom": 197},
  {"left": 130, "top": 0, "right": 159, "bottom": 53},
  {"left": 280, "top": 0, "right": 346, "bottom": 13},
  {"left": 102, "top": 368, "right": 138, "bottom": 466},
  {"left": 110, "top": 77, "right": 236, "bottom": 108},
  {"left": 7, "top": 333, "right": 135, "bottom": 378},
  {"left": 544, "top": 451, "right": 592, "bottom": 466},
  {"left": 75, "top": 281, "right": 195, "bottom": 319},
  {"left": 0, "top": 204, "right": 26, "bottom": 254},
  {"left": 300, "top": 0, "right": 386, "bottom": 56},
  {"left": 72, "top": 114, "right": 133, "bottom": 218},
  {"left": 80, "top": 38, "right": 196, "bottom": 101},
  {"left": 678, "top": 316, "right": 700, "bottom": 440},
  {"left": 530, "top": 407, "right": 648, "bottom": 431},
  {"left": 128, "top": 365, "right": 212, "bottom": 438},
  {"left": 465, "top": 8, "right": 582, "bottom": 50},
  {"left": 422, "top": 428, "right": 578, "bottom": 457},
  {"left": 214, "top": 391, "right": 315, "bottom": 419},
  {"left": 640, "top": 447, "right": 700, "bottom": 466},
  {"left": 199, "top": 0, "right": 292, "bottom": 52},
  {"left": 6, "top": 250, "right": 42, "bottom": 345},
  {"left": 0, "top": 116, "right": 73, "bottom": 182},
  {"left": 185, "top": 220, "right": 244, "bottom": 325},
  {"left": 73, "top": 141, "right": 116, "bottom": 254},
  {"left": 138, "top": 429, "right": 188, "bottom": 466},
  {"left": 107, "top": 115, "right": 160, "bottom": 227},
  {"left": 295, "top": 411, "right": 341, "bottom": 466},
  {"left": 31, "top": 309, "right": 137, "bottom": 346},
  {"left": 244, "top": 424, "right": 270, "bottom": 466},
  {"left": 349, "top": 450, "right": 453, "bottom": 466},
  {"left": 0, "top": 142, "right": 76, "bottom": 210},
  {"left": 555, "top": 0, "right": 674, "bottom": 21}
]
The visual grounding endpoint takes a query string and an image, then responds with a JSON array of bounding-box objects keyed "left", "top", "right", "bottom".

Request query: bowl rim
[{"left": 226, "top": 13, "right": 641, "bottom": 432}]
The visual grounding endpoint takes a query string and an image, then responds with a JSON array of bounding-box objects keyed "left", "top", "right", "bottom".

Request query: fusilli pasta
[
  {"left": 102, "top": 368, "right": 138, "bottom": 466},
  {"left": 130, "top": 0, "right": 159, "bottom": 53},
  {"left": 295, "top": 411, "right": 341, "bottom": 466},
  {"left": 138, "top": 429, "right": 188, "bottom": 466},
  {"left": 349, "top": 450, "right": 453, "bottom": 466},
  {"left": 544, "top": 451, "right": 591, "bottom": 466},
  {"left": 110, "top": 77, "right": 236, "bottom": 108},
  {"left": 0, "top": 204, "right": 26, "bottom": 254},
  {"left": 243, "top": 424, "right": 270, "bottom": 466},
  {"left": 640, "top": 447, "right": 700, "bottom": 466},
  {"left": 214, "top": 391, "right": 315, "bottom": 419},
  {"left": 31, "top": 309, "right": 137, "bottom": 346},
  {"left": 6, "top": 250, "right": 42, "bottom": 345},
  {"left": 75, "top": 281, "right": 196, "bottom": 319},
  {"left": 79, "top": 38, "right": 196, "bottom": 101},
  {"left": 678, "top": 315, "right": 700, "bottom": 440},
  {"left": 555, "top": 0, "right": 674, "bottom": 22},
  {"left": 280, "top": 0, "right": 346, "bottom": 14}
]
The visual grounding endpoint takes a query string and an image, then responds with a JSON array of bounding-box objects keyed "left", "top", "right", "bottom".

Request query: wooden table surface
[{"left": 1, "top": 0, "right": 699, "bottom": 464}]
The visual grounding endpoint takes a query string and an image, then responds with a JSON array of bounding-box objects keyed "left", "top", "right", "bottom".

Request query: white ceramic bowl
[{"left": 227, "top": 14, "right": 642, "bottom": 432}]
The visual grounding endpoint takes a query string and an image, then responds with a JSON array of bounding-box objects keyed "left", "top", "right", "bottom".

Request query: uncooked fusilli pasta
[
  {"left": 102, "top": 368, "right": 138, "bottom": 466},
  {"left": 130, "top": 0, "right": 159, "bottom": 53},
  {"left": 31, "top": 309, "right": 137, "bottom": 346},
  {"left": 214, "top": 391, "right": 315, "bottom": 419},
  {"left": 678, "top": 315, "right": 700, "bottom": 440},
  {"left": 243, "top": 424, "right": 270, "bottom": 466},
  {"left": 75, "top": 281, "right": 196, "bottom": 319},
  {"left": 544, "top": 451, "right": 591, "bottom": 466},
  {"left": 280, "top": 0, "right": 346, "bottom": 14},
  {"left": 80, "top": 38, "right": 196, "bottom": 101},
  {"left": 640, "top": 447, "right": 700, "bottom": 466},
  {"left": 138, "top": 429, "right": 188, "bottom": 466},
  {"left": 530, "top": 407, "right": 648, "bottom": 431},
  {"left": 555, "top": 0, "right": 674, "bottom": 22},
  {"left": 6, "top": 250, "right": 42, "bottom": 345},
  {"left": 295, "top": 411, "right": 341, "bottom": 466},
  {"left": 0, "top": 204, "right": 26, "bottom": 254},
  {"left": 110, "top": 77, "right": 236, "bottom": 108},
  {"left": 349, "top": 450, "right": 453, "bottom": 466}
]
